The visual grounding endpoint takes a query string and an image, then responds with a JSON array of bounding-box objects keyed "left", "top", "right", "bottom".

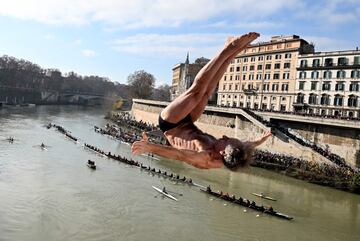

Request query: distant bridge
[
  {"left": 0, "top": 85, "right": 116, "bottom": 104},
  {"left": 41, "top": 90, "right": 115, "bottom": 105},
  {"left": 41, "top": 90, "right": 106, "bottom": 100}
]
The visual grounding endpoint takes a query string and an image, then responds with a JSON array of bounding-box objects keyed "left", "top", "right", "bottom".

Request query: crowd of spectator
[
  {"left": 253, "top": 150, "right": 356, "bottom": 184},
  {"left": 111, "top": 112, "right": 157, "bottom": 133},
  {"left": 105, "top": 111, "right": 359, "bottom": 193},
  {"left": 241, "top": 108, "right": 353, "bottom": 170},
  {"left": 94, "top": 124, "right": 141, "bottom": 143},
  {"left": 99, "top": 112, "right": 166, "bottom": 145}
]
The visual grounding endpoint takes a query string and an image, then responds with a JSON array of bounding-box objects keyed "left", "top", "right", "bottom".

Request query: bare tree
[
  {"left": 152, "top": 84, "right": 170, "bottom": 101},
  {"left": 0, "top": 55, "right": 121, "bottom": 101},
  {"left": 127, "top": 70, "right": 155, "bottom": 99}
]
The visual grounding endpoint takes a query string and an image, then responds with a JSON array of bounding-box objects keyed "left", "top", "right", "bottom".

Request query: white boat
[
  {"left": 251, "top": 193, "right": 277, "bottom": 201},
  {"left": 152, "top": 186, "right": 178, "bottom": 201}
]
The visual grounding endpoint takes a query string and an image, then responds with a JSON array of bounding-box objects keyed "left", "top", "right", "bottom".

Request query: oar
[{"left": 166, "top": 190, "right": 183, "bottom": 196}]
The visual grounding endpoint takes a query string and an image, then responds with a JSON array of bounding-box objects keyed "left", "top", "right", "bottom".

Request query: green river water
[{"left": 0, "top": 106, "right": 359, "bottom": 241}]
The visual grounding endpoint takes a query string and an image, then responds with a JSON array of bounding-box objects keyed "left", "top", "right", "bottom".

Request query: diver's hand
[{"left": 131, "top": 132, "right": 150, "bottom": 155}]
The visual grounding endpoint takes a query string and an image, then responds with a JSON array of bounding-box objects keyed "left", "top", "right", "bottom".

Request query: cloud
[
  {"left": 0, "top": 0, "right": 298, "bottom": 28},
  {"left": 74, "top": 39, "right": 82, "bottom": 45},
  {"left": 81, "top": 49, "right": 96, "bottom": 57},
  {"left": 115, "top": 32, "right": 357, "bottom": 58},
  {"left": 44, "top": 34, "right": 54, "bottom": 40},
  {"left": 111, "top": 33, "right": 230, "bottom": 58},
  {"left": 155, "top": 80, "right": 165, "bottom": 88},
  {"left": 205, "top": 20, "right": 285, "bottom": 29},
  {"left": 317, "top": 2, "right": 358, "bottom": 24},
  {"left": 303, "top": 35, "right": 355, "bottom": 51},
  {"left": 295, "top": 0, "right": 360, "bottom": 25}
]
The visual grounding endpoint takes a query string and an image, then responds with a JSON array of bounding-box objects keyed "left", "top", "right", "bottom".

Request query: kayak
[
  {"left": 251, "top": 193, "right": 277, "bottom": 201},
  {"left": 152, "top": 186, "right": 178, "bottom": 201}
]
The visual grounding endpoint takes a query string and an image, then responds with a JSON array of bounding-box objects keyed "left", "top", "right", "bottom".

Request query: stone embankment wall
[
  {"left": 271, "top": 119, "right": 360, "bottom": 167},
  {"left": 131, "top": 99, "right": 360, "bottom": 167},
  {"left": 0, "top": 88, "right": 42, "bottom": 104}
]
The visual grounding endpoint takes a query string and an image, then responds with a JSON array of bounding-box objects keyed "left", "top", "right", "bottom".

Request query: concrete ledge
[
  {"left": 131, "top": 99, "right": 356, "bottom": 165},
  {"left": 133, "top": 99, "right": 360, "bottom": 129},
  {"left": 133, "top": 99, "right": 168, "bottom": 107},
  {"left": 255, "top": 111, "right": 360, "bottom": 129},
  {"left": 205, "top": 106, "right": 270, "bottom": 131},
  {"left": 133, "top": 99, "right": 270, "bottom": 131}
]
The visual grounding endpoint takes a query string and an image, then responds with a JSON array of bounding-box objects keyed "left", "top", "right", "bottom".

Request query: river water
[{"left": 0, "top": 106, "right": 359, "bottom": 241}]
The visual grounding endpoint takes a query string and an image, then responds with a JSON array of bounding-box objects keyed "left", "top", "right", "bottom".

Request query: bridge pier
[{"left": 41, "top": 91, "right": 59, "bottom": 102}]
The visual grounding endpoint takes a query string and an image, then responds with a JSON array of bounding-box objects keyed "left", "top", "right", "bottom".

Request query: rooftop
[{"left": 299, "top": 49, "right": 360, "bottom": 58}]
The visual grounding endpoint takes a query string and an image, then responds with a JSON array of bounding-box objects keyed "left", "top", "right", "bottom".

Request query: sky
[{"left": 0, "top": 0, "right": 359, "bottom": 86}]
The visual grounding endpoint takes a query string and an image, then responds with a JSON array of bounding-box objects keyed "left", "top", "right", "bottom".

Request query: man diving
[{"left": 132, "top": 32, "right": 272, "bottom": 170}]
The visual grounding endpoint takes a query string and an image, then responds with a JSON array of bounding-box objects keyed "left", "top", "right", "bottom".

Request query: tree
[
  {"left": 112, "top": 98, "right": 124, "bottom": 110},
  {"left": 0, "top": 55, "right": 122, "bottom": 104},
  {"left": 127, "top": 70, "right": 155, "bottom": 99},
  {"left": 152, "top": 84, "right": 170, "bottom": 101},
  {"left": 350, "top": 172, "right": 360, "bottom": 193}
]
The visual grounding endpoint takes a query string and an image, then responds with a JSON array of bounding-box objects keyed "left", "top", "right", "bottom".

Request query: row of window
[
  {"left": 220, "top": 101, "right": 289, "bottom": 111},
  {"left": 244, "top": 43, "right": 293, "bottom": 53},
  {"left": 230, "top": 53, "right": 293, "bottom": 64},
  {"left": 296, "top": 94, "right": 358, "bottom": 107},
  {"left": 221, "top": 94, "right": 288, "bottom": 102},
  {"left": 299, "top": 56, "right": 360, "bottom": 67},
  {"left": 298, "top": 81, "right": 360, "bottom": 91},
  {"left": 222, "top": 83, "right": 289, "bottom": 92},
  {"left": 219, "top": 102, "right": 359, "bottom": 117},
  {"left": 224, "top": 72, "right": 291, "bottom": 81},
  {"left": 220, "top": 94, "right": 359, "bottom": 108},
  {"left": 299, "top": 70, "right": 360, "bottom": 79},
  {"left": 224, "top": 69, "right": 360, "bottom": 82},
  {"left": 229, "top": 62, "right": 291, "bottom": 73}
]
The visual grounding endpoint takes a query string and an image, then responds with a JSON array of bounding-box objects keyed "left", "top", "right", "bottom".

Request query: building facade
[
  {"left": 295, "top": 50, "right": 360, "bottom": 117},
  {"left": 217, "top": 35, "right": 314, "bottom": 111},
  {"left": 170, "top": 54, "right": 209, "bottom": 100}
]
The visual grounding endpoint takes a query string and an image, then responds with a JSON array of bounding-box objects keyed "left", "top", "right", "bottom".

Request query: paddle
[{"left": 165, "top": 190, "right": 183, "bottom": 196}]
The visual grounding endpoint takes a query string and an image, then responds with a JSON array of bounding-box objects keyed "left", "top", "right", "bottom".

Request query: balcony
[
  {"left": 292, "top": 102, "right": 309, "bottom": 108},
  {"left": 293, "top": 102, "right": 304, "bottom": 107},
  {"left": 243, "top": 88, "right": 258, "bottom": 95},
  {"left": 297, "top": 62, "right": 360, "bottom": 70}
]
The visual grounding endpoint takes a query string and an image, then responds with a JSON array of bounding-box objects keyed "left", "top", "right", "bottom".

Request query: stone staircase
[{"left": 205, "top": 106, "right": 271, "bottom": 132}]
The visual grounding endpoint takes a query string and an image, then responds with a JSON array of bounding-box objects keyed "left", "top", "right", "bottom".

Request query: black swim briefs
[{"left": 158, "top": 114, "right": 192, "bottom": 132}]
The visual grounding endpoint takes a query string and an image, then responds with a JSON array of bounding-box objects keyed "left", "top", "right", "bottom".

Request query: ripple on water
[{"left": 1, "top": 106, "right": 360, "bottom": 241}]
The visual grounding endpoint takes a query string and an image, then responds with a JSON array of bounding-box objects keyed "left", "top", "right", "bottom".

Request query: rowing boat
[
  {"left": 83, "top": 145, "right": 107, "bottom": 157},
  {"left": 140, "top": 166, "right": 205, "bottom": 188},
  {"left": 192, "top": 182, "right": 206, "bottom": 189},
  {"left": 251, "top": 193, "right": 277, "bottom": 201},
  {"left": 264, "top": 211, "right": 293, "bottom": 220},
  {"left": 87, "top": 160, "right": 96, "bottom": 170},
  {"left": 201, "top": 189, "right": 292, "bottom": 220},
  {"left": 58, "top": 129, "right": 293, "bottom": 220},
  {"left": 152, "top": 186, "right": 178, "bottom": 201},
  {"left": 87, "top": 163, "right": 96, "bottom": 170}
]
